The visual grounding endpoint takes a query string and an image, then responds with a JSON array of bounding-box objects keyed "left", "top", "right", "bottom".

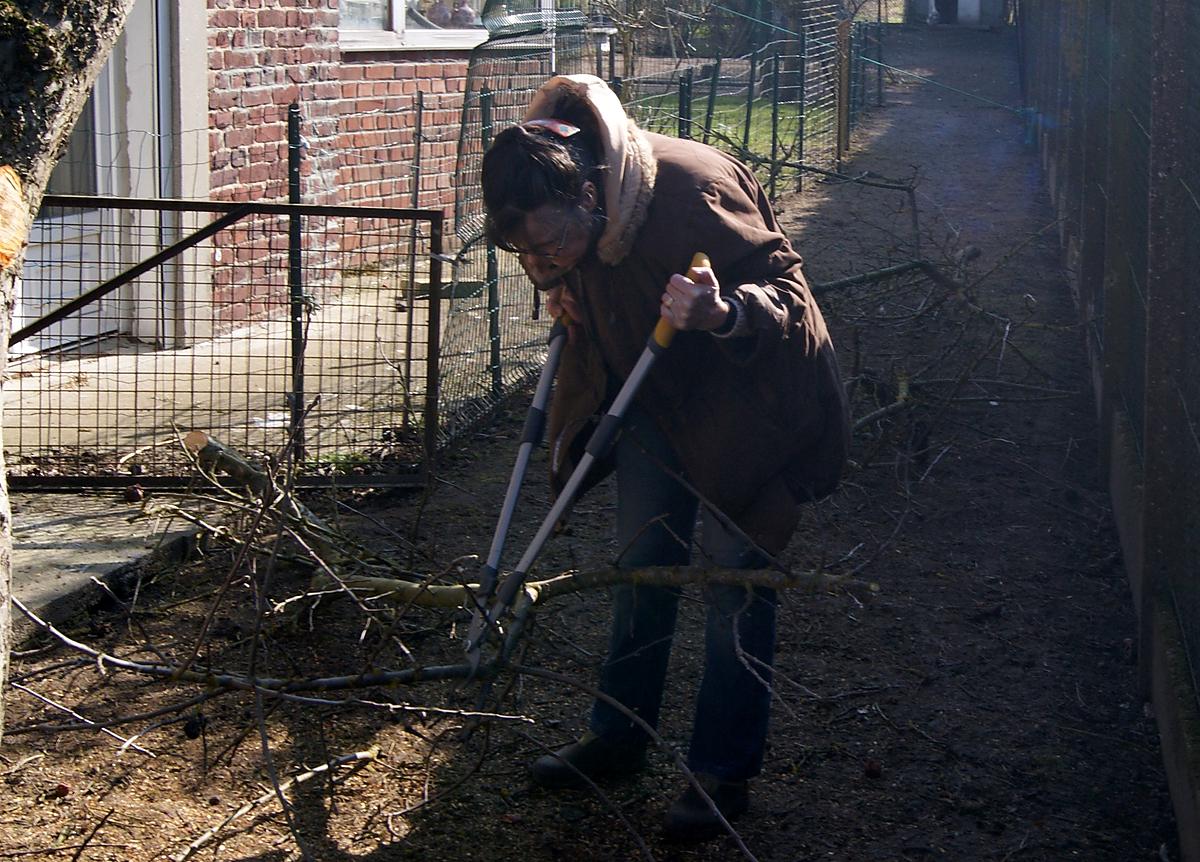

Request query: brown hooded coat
[{"left": 526, "top": 76, "right": 849, "bottom": 553}]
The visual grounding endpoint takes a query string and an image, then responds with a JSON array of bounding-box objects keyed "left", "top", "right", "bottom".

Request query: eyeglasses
[{"left": 496, "top": 217, "right": 572, "bottom": 260}]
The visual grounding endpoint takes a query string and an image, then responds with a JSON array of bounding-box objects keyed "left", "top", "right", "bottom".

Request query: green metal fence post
[
  {"left": 770, "top": 48, "right": 780, "bottom": 199},
  {"left": 797, "top": 29, "right": 806, "bottom": 192},
  {"left": 679, "top": 66, "right": 694, "bottom": 139},
  {"left": 876, "top": 19, "right": 885, "bottom": 107},
  {"left": 403, "top": 90, "right": 424, "bottom": 426},
  {"left": 287, "top": 102, "right": 306, "bottom": 461},
  {"left": 855, "top": 24, "right": 866, "bottom": 126},
  {"left": 425, "top": 215, "right": 444, "bottom": 472},
  {"left": 686, "top": 67, "right": 695, "bottom": 138},
  {"left": 481, "top": 88, "right": 502, "bottom": 397},
  {"left": 703, "top": 55, "right": 721, "bottom": 144},
  {"left": 836, "top": 19, "right": 851, "bottom": 167},
  {"left": 743, "top": 46, "right": 759, "bottom": 154}
]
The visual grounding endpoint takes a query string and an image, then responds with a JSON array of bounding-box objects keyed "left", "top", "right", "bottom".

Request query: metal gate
[{"left": 6, "top": 196, "right": 445, "bottom": 489}]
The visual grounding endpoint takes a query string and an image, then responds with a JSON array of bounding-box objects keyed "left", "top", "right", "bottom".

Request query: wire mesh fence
[
  {"left": 1017, "top": 0, "right": 1200, "bottom": 709},
  {"left": 849, "top": 21, "right": 886, "bottom": 130},
  {"left": 9, "top": 198, "right": 443, "bottom": 488},
  {"left": 447, "top": 2, "right": 595, "bottom": 446},
  {"left": 619, "top": 29, "right": 841, "bottom": 193},
  {"left": 854, "top": 0, "right": 912, "bottom": 23}
]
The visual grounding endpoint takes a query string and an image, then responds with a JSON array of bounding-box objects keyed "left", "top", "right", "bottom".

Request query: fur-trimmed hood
[{"left": 525, "top": 74, "right": 657, "bottom": 266}]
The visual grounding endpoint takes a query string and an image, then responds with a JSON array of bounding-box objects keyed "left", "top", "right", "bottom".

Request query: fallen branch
[
  {"left": 70, "top": 808, "right": 115, "bottom": 862},
  {"left": 13, "top": 559, "right": 874, "bottom": 700},
  {"left": 183, "top": 430, "right": 340, "bottom": 558},
  {"left": 13, "top": 596, "right": 484, "bottom": 692},
  {"left": 854, "top": 373, "right": 912, "bottom": 432},
  {"left": 812, "top": 260, "right": 932, "bottom": 295},
  {"left": 309, "top": 564, "right": 880, "bottom": 609}
]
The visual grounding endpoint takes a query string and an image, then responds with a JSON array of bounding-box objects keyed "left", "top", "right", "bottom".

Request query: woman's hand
[
  {"left": 545, "top": 281, "right": 582, "bottom": 322},
  {"left": 660, "top": 265, "right": 731, "bottom": 331}
]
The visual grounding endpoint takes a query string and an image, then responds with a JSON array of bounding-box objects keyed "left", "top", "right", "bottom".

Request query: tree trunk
[{"left": 0, "top": 0, "right": 137, "bottom": 741}]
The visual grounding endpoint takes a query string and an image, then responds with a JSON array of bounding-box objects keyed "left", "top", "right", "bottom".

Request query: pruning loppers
[
  {"left": 464, "top": 252, "right": 711, "bottom": 667},
  {"left": 464, "top": 315, "right": 570, "bottom": 672}
]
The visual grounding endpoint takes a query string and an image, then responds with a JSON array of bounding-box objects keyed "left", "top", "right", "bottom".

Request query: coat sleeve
[
  {"left": 684, "top": 165, "right": 819, "bottom": 366},
  {"left": 681, "top": 158, "right": 850, "bottom": 504}
]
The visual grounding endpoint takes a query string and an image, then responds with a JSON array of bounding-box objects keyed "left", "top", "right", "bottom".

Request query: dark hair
[{"left": 482, "top": 122, "right": 604, "bottom": 250}]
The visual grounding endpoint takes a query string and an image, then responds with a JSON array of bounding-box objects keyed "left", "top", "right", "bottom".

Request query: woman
[{"left": 481, "top": 74, "right": 848, "bottom": 841}]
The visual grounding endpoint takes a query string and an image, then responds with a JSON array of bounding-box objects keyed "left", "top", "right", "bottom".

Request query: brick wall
[
  {"left": 207, "top": 0, "right": 341, "bottom": 205},
  {"left": 206, "top": 0, "right": 468, "bottom": 213},
  {"left": 205, "top": 0, "right": 471, "bottom": 319},
  {"left": 334, "top": 53, "right": 467, "bottom": 214}
]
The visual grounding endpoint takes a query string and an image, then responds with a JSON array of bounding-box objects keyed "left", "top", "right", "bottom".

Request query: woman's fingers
[{"left": 661, "top": 269, "right": 728, "bottom": 331}]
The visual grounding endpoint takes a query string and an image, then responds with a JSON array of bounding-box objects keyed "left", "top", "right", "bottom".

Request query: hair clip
[{"left": 524, "top": 118, "right": 581, "bottom": 138}]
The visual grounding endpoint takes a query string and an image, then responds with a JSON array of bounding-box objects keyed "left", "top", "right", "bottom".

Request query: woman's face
[{"left": 507, "top": 181, "right": 598, "bottom": 290}]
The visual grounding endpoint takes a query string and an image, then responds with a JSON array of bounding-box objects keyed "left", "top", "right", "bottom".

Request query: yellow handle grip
[{"left": 652, "top": 252, "right": 711, "bottom": 349}]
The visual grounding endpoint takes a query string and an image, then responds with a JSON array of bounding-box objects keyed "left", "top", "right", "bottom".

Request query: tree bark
[{"left": 0, "top": 0, "right": 137, "bottom": 741}]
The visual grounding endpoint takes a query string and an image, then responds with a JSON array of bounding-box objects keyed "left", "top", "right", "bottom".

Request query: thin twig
[
  {"left": 521, "top": 730, "right": 657, "bottom": 862},
  {"left": 172, "top": 747, "right": 380, "bottom": 862},
  {"left": 70, "top": 809, "right": 115, "bottom": 862},
  {"left": 513, "top": 664, "right": 760, "bottom": 862},
  {"left": 9, "top": 682, "right": 155, "bottom": 757}
]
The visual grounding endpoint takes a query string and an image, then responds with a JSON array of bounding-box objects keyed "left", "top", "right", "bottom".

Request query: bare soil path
[{"left": 0, "top": 25, "right": 1178, "bottom": 862}]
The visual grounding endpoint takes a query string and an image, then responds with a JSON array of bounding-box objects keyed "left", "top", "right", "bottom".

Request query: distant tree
[
  {"left": 0, "top": 0, "right": 137, "bottom": 740},
  {"left": 589, "top": 0, "right": 723, "bottom": 76}
]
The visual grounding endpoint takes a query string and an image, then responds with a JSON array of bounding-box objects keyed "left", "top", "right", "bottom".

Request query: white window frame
[{"left": 340, "top": 0, "right": 488, "bottom": 53}]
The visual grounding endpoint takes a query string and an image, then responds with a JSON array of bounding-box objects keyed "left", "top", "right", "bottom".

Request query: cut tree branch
[{"left": 311, "top": 564, "right": 879, "bottom": 608}]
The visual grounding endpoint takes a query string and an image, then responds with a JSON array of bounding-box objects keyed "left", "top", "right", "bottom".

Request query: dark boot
[
  {"left": 530, "top": 732, "right": 647, "bottom": 789},
  {"left": 663, "top": 773, "right": 750, "bottom": 842}
]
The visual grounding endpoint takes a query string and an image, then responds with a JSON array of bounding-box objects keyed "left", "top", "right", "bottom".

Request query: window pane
[
  {"left": 411, "top": 0, "right": 483, "bottom": 28},
  {"left": 46, "top": 91, "right": 98, "bottom": 198},
  {"left": 342, "top": 0, "right": 389, "bottom": 28}
]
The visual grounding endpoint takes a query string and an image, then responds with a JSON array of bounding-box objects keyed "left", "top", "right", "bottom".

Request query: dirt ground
[{"left": 0, "top": 26, "right": 1180, "bottom": 862}]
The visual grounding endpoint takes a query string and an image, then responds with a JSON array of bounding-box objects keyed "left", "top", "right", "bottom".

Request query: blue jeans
[{"left": 589, "top": 406, "right": 777, "bottom": 782}]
